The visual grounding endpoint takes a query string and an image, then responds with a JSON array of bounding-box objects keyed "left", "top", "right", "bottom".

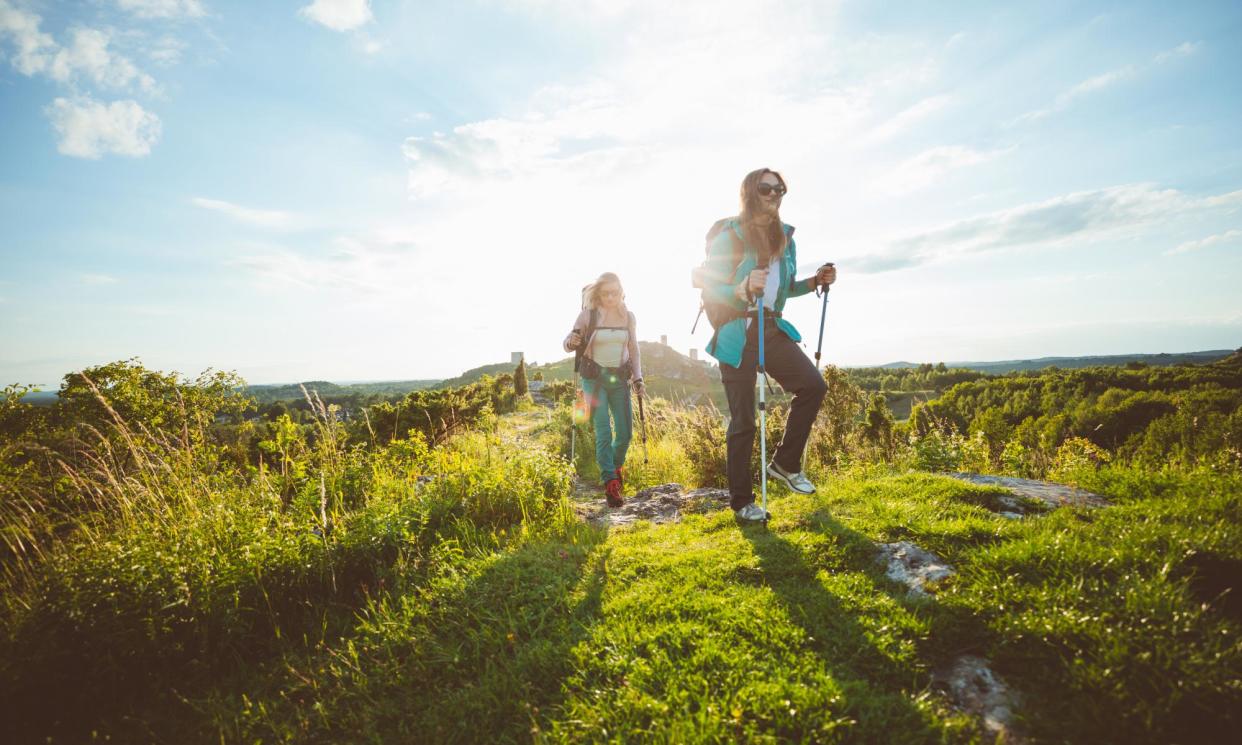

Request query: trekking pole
[
  {"left": 637, "top": 388, "right": 649, "bottom": 464},
  {"left": 570, "top": 384, "right": 580, "bottom": 464},
  {"left": 756, "top": 262, "right": 770, "bottom": 521},
  {"left": 814, "top": 262, "right": 834, "bottom": 371}
]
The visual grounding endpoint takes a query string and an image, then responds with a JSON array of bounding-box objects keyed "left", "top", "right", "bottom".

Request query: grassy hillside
[
  {"left": 2, "top": 358, "right": 1239, "bottom": 742},
  {"left": 434, "top": 361, "right": 523, "bottom": 389},
  {"left": 529, "top": 342, "right": 723, "bottom": 406}
]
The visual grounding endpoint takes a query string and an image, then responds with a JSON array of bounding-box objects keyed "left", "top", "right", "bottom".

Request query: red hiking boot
[{"left": 605, "top": 478, "right": 623, "bottom": 508}]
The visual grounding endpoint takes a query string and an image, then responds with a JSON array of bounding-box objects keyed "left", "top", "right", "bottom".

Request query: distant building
[
  {"left": 660, "top": 335, "right": 668, "bottom": 346},
  {"left": 511, "top": 352, "right": 524, "bottom": 364},
  {"left": 689, "top": 348, "right": 698, "bottom": 360}
]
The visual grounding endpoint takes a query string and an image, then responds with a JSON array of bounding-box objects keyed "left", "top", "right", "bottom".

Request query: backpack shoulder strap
[{"left": 574, "top": 309, "right": 600, "bottom": 373}]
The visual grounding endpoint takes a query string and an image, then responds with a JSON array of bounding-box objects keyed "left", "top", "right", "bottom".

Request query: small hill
[
  {"left": 1212, "top": 347, "right": 1242, "bottom": 368},
  {"left": 432, "top": 362, "right": 521, "bottom": 390},
  {"left": 535, "top": 341, "right": 719, "bottom": 403}
]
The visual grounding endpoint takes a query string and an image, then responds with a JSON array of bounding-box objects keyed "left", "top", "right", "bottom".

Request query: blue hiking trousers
[{"left": 581, "top": 370, "right": 633, "bottom": 484}]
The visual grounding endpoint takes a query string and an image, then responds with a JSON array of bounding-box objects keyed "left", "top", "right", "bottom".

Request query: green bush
[{"left": 1049, "top": 436, "right": 1111, "bottom": 485}]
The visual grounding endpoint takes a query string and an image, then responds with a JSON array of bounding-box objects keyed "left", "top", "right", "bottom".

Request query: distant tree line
[
  {"left": 845, "top": 363, "right": 987, "bottom": 393},
  {"left": 906, "top": 353, "right": 1242, "bottom": 474}
]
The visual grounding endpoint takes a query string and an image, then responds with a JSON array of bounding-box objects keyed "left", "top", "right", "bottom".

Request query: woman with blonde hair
[{"left": 564, "top": 272, "right": 645, "bottom": 507}]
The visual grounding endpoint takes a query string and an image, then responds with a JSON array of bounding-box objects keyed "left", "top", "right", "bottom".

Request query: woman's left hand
[
  {"left": 815, "top": 263, "right": 837, "bottom": 287},
  {"left": 633, "top": 380, "right": 646, "bottom": 397}
]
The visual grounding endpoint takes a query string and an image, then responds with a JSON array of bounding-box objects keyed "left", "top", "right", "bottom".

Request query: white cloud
[
  {"left": 80, "top": 273, "right": 120, "bottom": 285},
  {"left": 147, "top": 35, "right": 187, "bottom": 65},
  {"left": 1203, "top": 190, "right": 1242, "bottom": 210},
  {"left": 49, "top": 27, "right": 158, "bottom": 93},
  {"left": 1167, "top": 229, "right": 1242, "bottom": 255},
  {"left": 0, "top": 7, "right": 156, "bottom": 92},
  {"left": 1013, "top": 42, "right": 1202, "bottom": 126},
  {"left": 874, "top": 145, "right": 1007, "bottom": 195},
  {"left": 191, "top": 197, "right": 304, "bottom": 230},
  {"left": 851, "top": 183, "right": 1238, "bottom": 273},
  {"left": 45, "top": 96, "right": 161, "bottom": 158},
  {"left": 1012, "top": 66, "right": 1136, "bottom": 124},
  {"left": 1154, "top": 40, "right": 1201, "bottom": 64},
  {"left": 115, "top": 0, "right": 206, "bottom": 19},
  {"left": 400, "top": 3, "right": 866, "bottom": 199},
  {"left": 0, "top": 0, "right": 57, "bottom": 75},
  {"left": 299, "top": 0, "right": 373, "bottom": 32},
  {"left": 230, "top": 233, "right": 427, "bottom": 294},
  {"left": 863, "top": 95, "right": 952, "bottom": 144},
  {"left": 1, "top": 2, "right": 166, "bottom": 156}
]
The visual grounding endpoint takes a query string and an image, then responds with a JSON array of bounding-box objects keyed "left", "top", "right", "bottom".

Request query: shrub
[
  {"left": 905, "top": 428, "right": 962, "bottom": 472},
  {"left": 1049, "top": 436, "right": 1111, "bottom": 485}
]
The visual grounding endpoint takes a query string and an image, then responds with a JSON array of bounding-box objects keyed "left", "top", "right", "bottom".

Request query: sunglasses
[{"left": 757, "top": 183, "right": 787, "bottom": 197}]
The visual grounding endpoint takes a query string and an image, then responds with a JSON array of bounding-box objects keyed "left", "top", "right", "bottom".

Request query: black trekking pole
[{"left": 814, "top": 262, "right": 834, "bottom": 371}]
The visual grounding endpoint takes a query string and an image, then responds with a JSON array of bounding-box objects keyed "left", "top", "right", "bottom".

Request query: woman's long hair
[
  {"left": 738, "top": 168, "right": 788, "bottom": 264},
  {"left": 581, "top": 271, "right": 627, "bottom": 312}
]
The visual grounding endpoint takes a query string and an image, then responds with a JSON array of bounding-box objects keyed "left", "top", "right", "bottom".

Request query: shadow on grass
[
  {"left": 736, "top": 508, "right": 987, "bottom": 742},
  {"left": 0, "top": 534, "right": 410, "bottom": 745},
  {"left": 201, "top": 523, "right": 612, "bottom": 744}
]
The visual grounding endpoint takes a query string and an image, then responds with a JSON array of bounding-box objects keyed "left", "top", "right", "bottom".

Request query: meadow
[{"left": 1, "top": 353, "right": 1239, "bottom": 743}]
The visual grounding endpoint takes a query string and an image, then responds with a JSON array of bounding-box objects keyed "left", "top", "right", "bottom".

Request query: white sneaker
[
  {"left": 767, "top": 462, "right": 816, "bottom": 494},
  {"left": 734, "top": 503, "right": 769, "bottom": 521}
]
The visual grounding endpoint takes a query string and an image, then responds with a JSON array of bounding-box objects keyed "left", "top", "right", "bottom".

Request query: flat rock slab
[
  {"left": 875, "top": 541, "right": 954, "bottom": 598},
  {"left": 933, "top": 655, "right": 1024, "bottom": 744},
  {"left": 574, "top": 482, "right": 732, "bottom": 527},
  {"left": 948, "top": 473, "right": 1110, "bottom": 513}
]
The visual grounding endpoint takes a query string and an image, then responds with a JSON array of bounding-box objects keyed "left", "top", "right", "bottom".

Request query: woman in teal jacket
[{"left": 702, "top": 168, "right": 837, "bottom": 521}]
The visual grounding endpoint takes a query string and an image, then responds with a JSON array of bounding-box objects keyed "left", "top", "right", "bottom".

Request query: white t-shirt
[
  {"left": 591, "top": 327, "right": 628, "bottom": 368},
  {"left": 746, "top": 260, "right": 782, "bottom": 329},
  {"left": 761, "top": 259, "right": 781, "bottom": 310}
]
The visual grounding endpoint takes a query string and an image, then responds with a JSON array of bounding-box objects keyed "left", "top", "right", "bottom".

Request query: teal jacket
[{"left": 703, "top": 219, "right": 816, "bottom": 368}]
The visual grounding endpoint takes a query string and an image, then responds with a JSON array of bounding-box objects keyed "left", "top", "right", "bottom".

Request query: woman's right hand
[
  {"left": 567, "top": 331, "right": 582, "bottom": 350},
  {"left": 739, "top": 268, "right": 768, "bottom": 298}
]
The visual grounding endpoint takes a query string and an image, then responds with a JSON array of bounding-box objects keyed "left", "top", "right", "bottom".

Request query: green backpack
[{"left": 691, "top": 217, "right": 747, "bottom": 335}]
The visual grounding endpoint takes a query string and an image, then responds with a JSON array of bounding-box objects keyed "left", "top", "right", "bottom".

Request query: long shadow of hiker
[
  {"left": 359, "top": 524, "right": 613, "bottom": 744},
  {"left": 736, "top": 508, "right": 967, "bottom": 741},
  {"left": 189, "top": 519, "right": 614, "bottom": 745}
]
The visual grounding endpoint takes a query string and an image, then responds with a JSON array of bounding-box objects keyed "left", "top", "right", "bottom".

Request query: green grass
[
  {"left": 3, "top": 405, "right": 1239, "bottom": 743},
  {"left": 194, "top": 471, "right": 1242, "bottom": 742}
]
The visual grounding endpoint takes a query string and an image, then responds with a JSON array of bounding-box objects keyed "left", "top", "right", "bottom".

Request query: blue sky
[{"left": 1, "top": 0, "right": 1240, "bottom": 387}]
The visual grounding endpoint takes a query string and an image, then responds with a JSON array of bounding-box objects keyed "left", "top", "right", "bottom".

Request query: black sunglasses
[{"left": 757, "top": 183, "right": 787, "bottom": 197}]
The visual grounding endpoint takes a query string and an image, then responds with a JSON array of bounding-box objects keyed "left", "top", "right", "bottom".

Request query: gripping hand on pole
[{"left": 814, "top": 262, "right": 835, "bottom": 370}]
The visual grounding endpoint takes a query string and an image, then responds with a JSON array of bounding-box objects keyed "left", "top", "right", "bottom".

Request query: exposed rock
[
  {"left": 933, "top": 655, "right": 1024, "bottom": 744},
  {"left": 875, "top": 541, "right": 954, "bottom": 598},
  {"left": 948, "top": 473, "right": 1110, "bottom": 515},
  {"left": 573, "top": 482, "right": 732, "bottom": 527}
]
